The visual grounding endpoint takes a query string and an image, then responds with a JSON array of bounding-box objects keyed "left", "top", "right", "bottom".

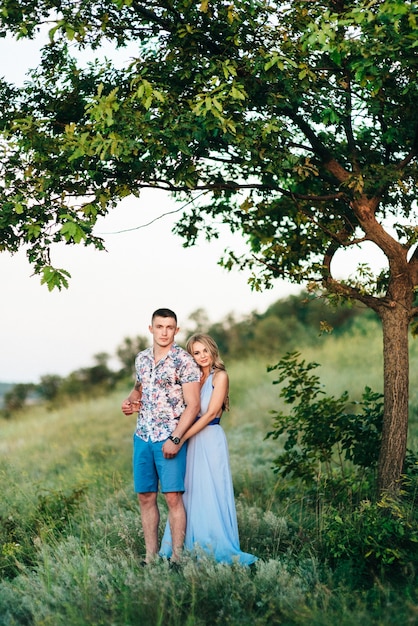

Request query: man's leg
[
  {"left": 133, "top": 437, "right": 160, "bottom": 562},
  {"left": 164, "top": 491, "right": 186, "bottom": 562},
  {"left": 138, "top": 492, "right": 159, "bottom": 563}
]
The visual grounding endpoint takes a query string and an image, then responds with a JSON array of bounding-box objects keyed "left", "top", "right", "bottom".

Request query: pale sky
[
  {"left": 0, "top": 31, "right": 385, "bottom": 383},
  {"left": 1, "top": 191, "right": 300, "bottom": 383}
]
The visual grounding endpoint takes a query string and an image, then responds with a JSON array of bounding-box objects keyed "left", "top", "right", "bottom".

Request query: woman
[{"left": 160, "top": 333, "right": 257, "bottom": 566}]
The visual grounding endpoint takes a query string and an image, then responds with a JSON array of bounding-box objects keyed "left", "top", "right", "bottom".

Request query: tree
[
  {"left": 37, "top": 374, "right": 64, "bottom": 402},
  {"left": 0, "top": 0, "right": 417, "bottom": 492},
  {"left": 116, "top": 335, "right": 149, "bottom": 376},
  {"left": 2, "top": 383, "right": 36, "bottom": 417}
]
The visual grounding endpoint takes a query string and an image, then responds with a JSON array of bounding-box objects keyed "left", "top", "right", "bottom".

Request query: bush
[
  {"left": 321, "top": 495, "right": 418, "bottom": 581},
  {"left": 266, "top": 352, "right": 383, "bottom": 490},
  {"left": 0, "top": 486, "right": 87, "bottom": 580}
]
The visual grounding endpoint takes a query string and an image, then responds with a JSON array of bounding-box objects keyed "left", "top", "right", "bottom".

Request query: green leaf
[{"left": 40, "top": 267, "right": 71, "bottom": 291}]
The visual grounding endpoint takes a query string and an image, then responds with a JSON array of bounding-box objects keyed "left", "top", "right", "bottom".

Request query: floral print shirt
[{"left": 134, "top": 343, "right": 201, "bottom": 442}]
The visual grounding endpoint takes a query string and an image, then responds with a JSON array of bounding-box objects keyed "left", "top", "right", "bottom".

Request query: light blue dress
[{"left": 160, "top": 372, "right": 257, "bottom": 565}]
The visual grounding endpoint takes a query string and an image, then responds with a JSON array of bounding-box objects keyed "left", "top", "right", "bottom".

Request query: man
[{"left": 121, "top": 308, "right": 200, "bottom": 565}]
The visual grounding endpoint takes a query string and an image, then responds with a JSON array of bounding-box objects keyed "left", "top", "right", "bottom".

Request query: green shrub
[
  {"left": 266, "top": 352, "right": 383, "bottom": 489},
  {"left": 0, "top": 486, "right": 87, "bottom": 580},
  {"left": 321, "top": 495, "right": 418, "bottom": 581}
]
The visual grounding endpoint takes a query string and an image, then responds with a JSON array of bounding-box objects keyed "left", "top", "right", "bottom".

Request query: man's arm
[{"left": 162, "top": 381, "right": 200, "bottom": 457}]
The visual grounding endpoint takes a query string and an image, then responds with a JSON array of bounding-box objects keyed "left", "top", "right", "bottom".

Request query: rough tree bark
[{"left": 377, "top": 276, "right": 414, "bottom": 493}]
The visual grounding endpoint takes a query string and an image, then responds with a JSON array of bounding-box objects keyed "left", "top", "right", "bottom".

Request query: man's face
[{"left": 149, "top": 316, "right": 179, "bottom": 348}]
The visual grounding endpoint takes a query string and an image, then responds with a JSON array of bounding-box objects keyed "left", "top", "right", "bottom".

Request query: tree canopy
[
  {"left": 0, "top": 0, "right": 417, "bottom": 492},
  {"left": 0, "top": 0, "right": 415, "bottom": 290}
]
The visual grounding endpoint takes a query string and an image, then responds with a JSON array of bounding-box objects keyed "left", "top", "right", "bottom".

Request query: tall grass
[{"left": 1, "top": 326, "right": 418, "bottom": 625}]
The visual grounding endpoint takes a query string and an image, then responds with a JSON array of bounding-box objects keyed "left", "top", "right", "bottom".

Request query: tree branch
[
  {"left": 341, "top": 71, "right": 360, "bottom": 174},
  {"left": 324, "top": 276, "right": 383, "bottom": 312},
  {"left": 286, "top": 110, "right": 351, "bottom": 183},
  {"left": 395, "top": 144, "right": 418, "bottom": 170},
  {"left": 130, "top": 2, "right": 174, "bottom": 31},
  {"left": 129, "top": 178, "right": 348, "bottom": 203}
]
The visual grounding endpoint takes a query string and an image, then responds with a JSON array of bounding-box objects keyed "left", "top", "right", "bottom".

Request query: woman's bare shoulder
[{"left": 213, "top": 368, "right": 229, "bottom": 384}]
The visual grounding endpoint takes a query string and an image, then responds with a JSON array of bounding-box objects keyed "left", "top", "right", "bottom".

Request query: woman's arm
[{"left": 181, "top": 370, "right": 229, "bottom": 443}]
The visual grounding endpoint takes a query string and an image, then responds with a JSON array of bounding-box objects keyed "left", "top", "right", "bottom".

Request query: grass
[{"left": 1, "top": 326, "right": 418, "bottom": 625}]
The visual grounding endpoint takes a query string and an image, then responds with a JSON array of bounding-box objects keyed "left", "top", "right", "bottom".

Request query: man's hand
[
  {"left": 162, "top": 439, "right": 182, "bottom": 458},
  {"left": 121, "top": 399, "right": 140, "bottom": 415}
]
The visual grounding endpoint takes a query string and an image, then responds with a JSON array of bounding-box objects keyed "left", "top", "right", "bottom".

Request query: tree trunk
[{"left": 377, "top": 302, "right": 410, "bottom": 494}]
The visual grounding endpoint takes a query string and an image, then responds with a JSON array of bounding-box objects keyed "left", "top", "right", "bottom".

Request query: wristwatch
[{"left": 168, "top": 435, "right": 181, "bottom": 445}]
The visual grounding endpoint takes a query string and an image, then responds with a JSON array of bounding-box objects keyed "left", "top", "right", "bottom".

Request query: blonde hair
[{"left": 186, "top": 333, "right": 229, "bottom": 410}]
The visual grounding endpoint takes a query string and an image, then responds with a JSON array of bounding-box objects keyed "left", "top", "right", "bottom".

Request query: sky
[{"left": 0, "top": 30, "right": 386, "bottom": 383}]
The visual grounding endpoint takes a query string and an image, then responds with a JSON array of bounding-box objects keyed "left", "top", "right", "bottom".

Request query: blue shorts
[{"left": 132, "top": 434, "right": 188, "bottom": 493}]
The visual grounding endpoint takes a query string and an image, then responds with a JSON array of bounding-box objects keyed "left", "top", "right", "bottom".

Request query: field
[{"left": 1, "top": 322, "right": 418, "bottom": 625}]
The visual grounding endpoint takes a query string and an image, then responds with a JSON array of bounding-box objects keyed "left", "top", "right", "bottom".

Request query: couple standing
[{"left": 121, "top": 308, "right": 256, "bottom": 567}]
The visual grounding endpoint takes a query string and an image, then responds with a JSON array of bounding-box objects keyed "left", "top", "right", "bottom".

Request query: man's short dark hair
[{"left": 152, "top": 308, "right": 178, "bottom": 324}]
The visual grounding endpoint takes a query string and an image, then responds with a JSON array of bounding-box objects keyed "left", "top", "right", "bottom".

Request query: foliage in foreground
[
  {"left": 1, "top": 475, "right": 417, "bottom": 626},
  {"left": 1, "top": 478, "right": 418, "bottom": 626}
]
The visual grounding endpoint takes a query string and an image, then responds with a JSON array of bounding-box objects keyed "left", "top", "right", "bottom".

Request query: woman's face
[{"left": 190, "top": 341, "right": 212, "bottom": 368}]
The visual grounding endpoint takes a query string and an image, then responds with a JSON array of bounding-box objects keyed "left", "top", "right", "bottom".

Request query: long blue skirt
[{"left": 160, "top": 424, "right": 257, "bottom": 566}]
